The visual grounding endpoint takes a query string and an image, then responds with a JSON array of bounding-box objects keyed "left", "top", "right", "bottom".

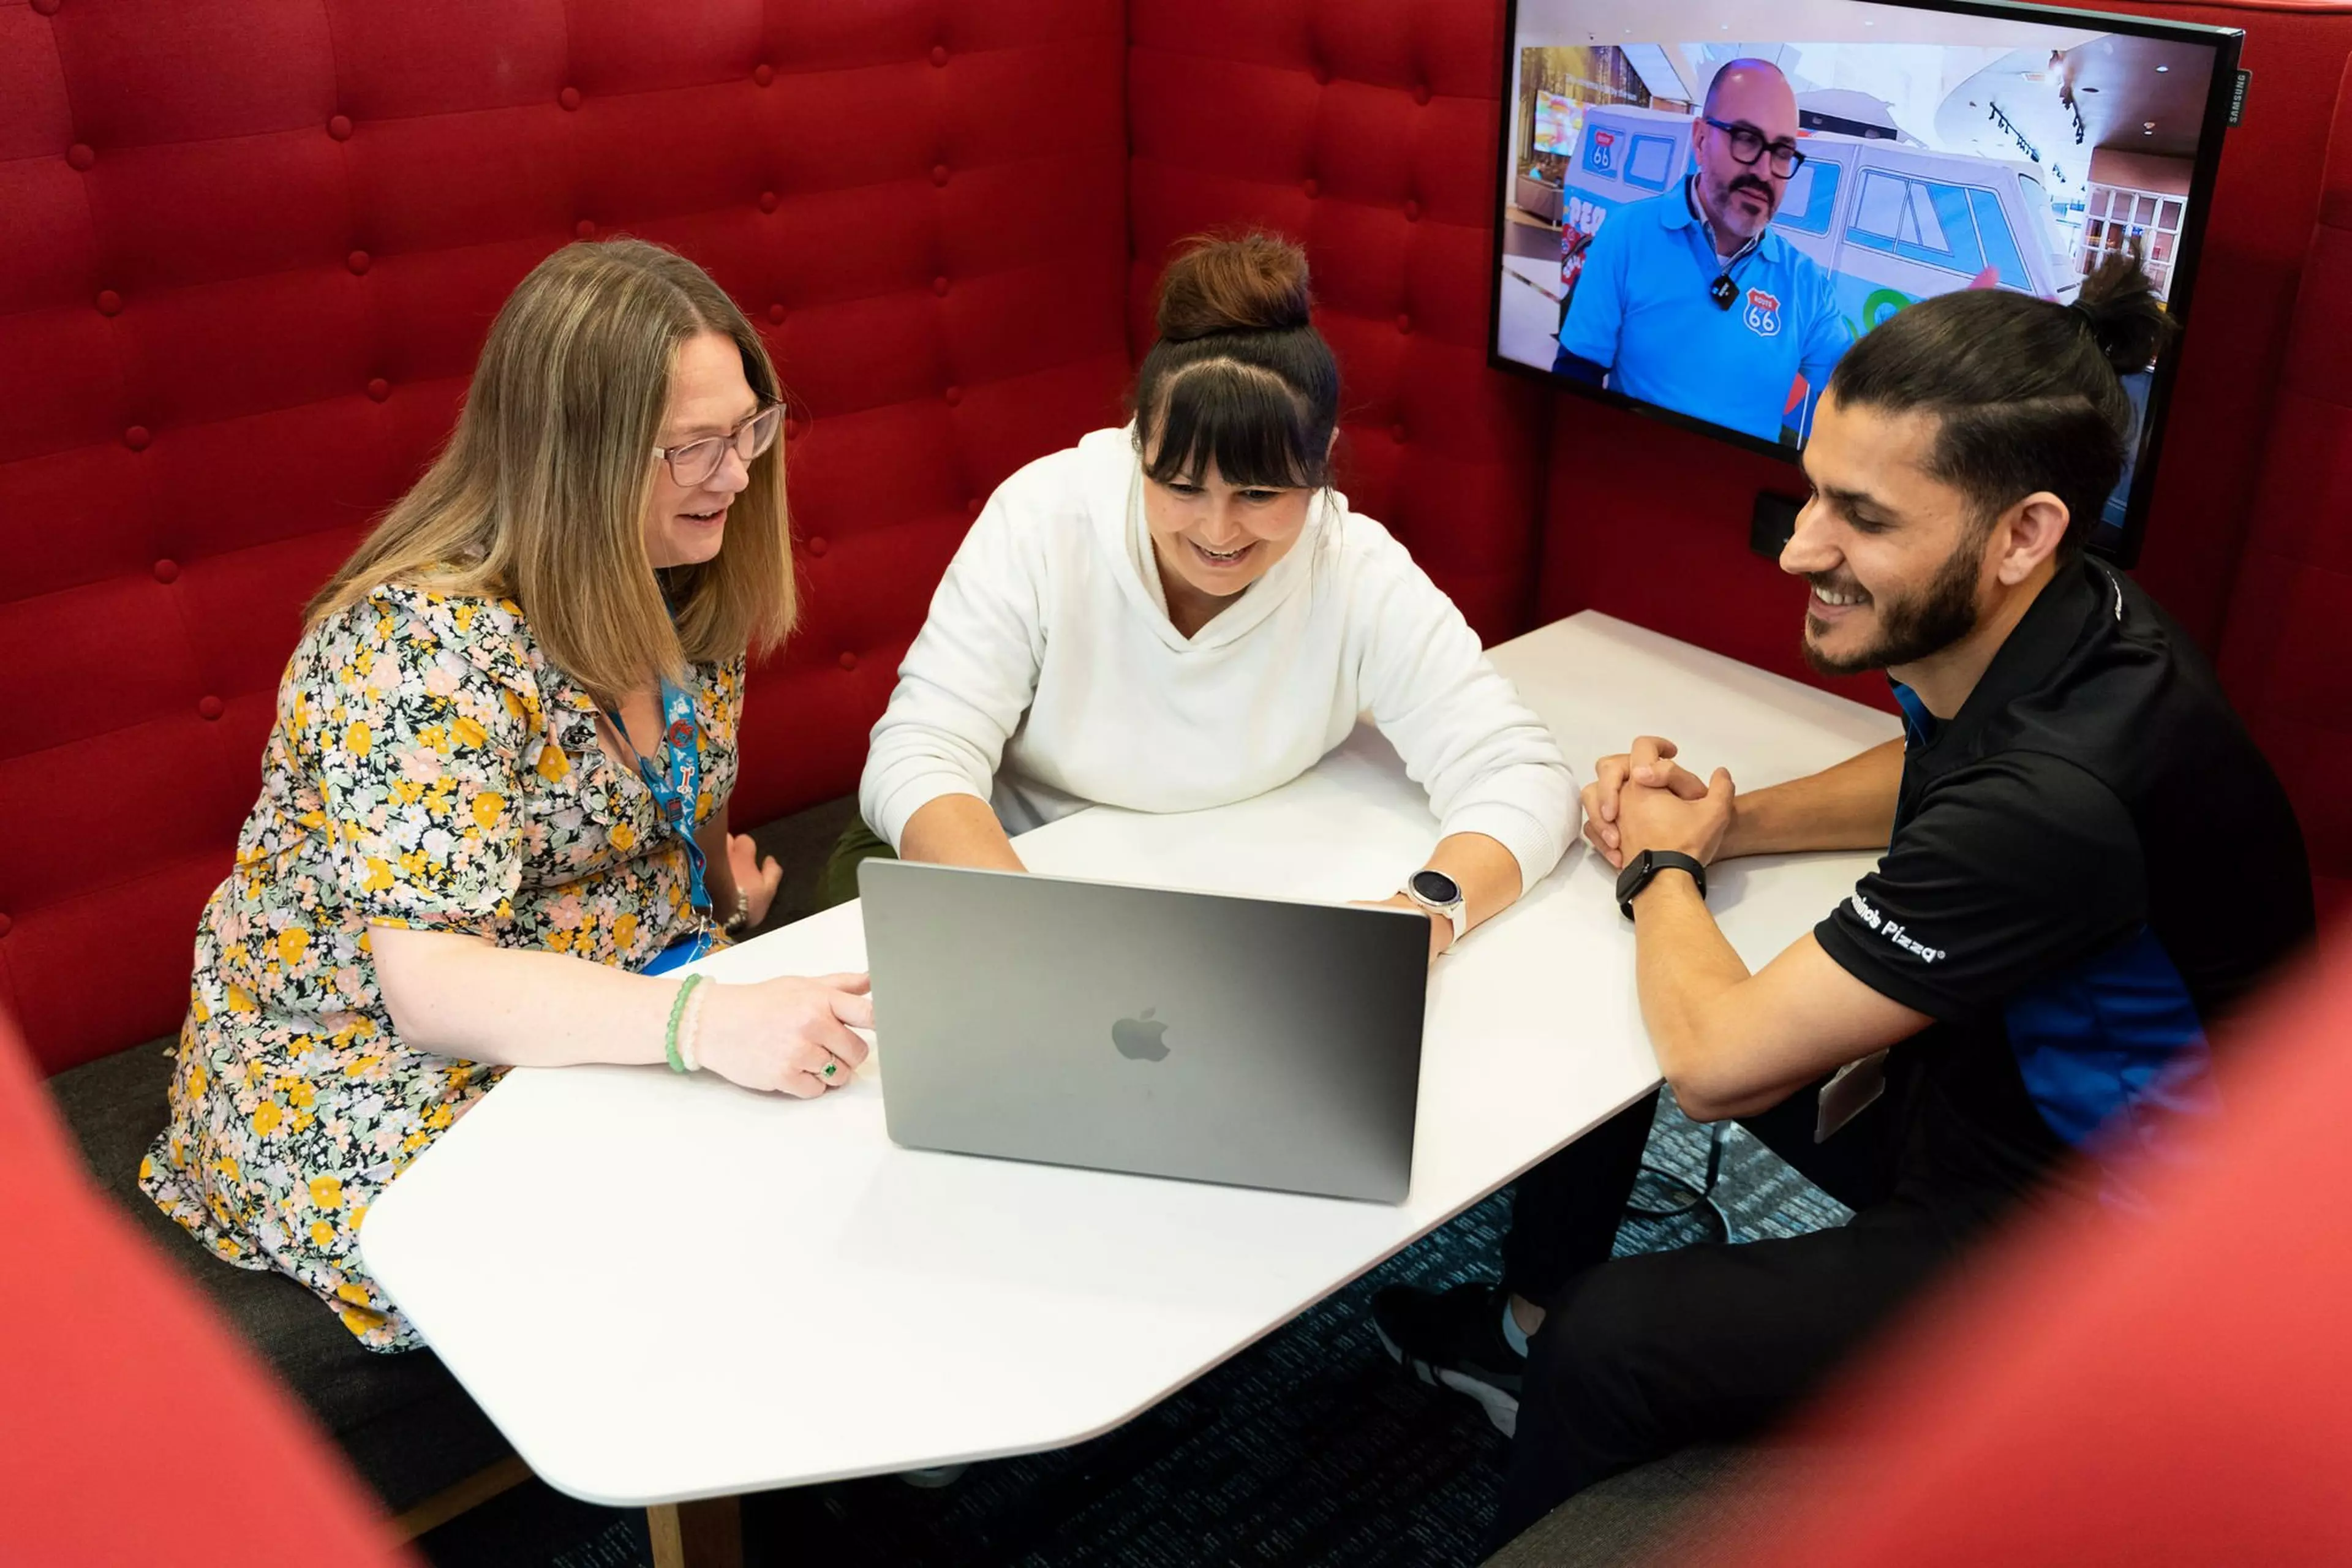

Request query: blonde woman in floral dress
[{"left": 142, "top": 240, "right": 873, "bottom": 1351}]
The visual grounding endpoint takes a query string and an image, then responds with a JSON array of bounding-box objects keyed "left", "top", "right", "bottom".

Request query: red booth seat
[{"left": 0, "top": 1004, "right": 415, "bottom": 1565}]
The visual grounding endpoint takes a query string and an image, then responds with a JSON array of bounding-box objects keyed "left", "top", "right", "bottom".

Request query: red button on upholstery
[
  {"left": 837, "top": 652, "right": 858, "bottom": 672},
  {"left": 931, "top": 164, "right": 950, "bottom": 187},
  {"left": 1414, "top": 84, "right": 1432, "bottom": 107},
  {"left": 347, "top": 250, "right": 371, "bottom": 276},
  {"left": 152, "top": 559, "right": 179, "bottom": 584},
  {"left": 930, "top": 45, "right": 948, "bottom": 67},
  {"left": 1303, "top": 177, "right": 1319, "bottom": 199},
  {"left": 805, "top": 535, "right": 829, "bottom": 557},
  {"left": 559, "top": 86, "right": 582, "bottom": 111},
  {"left": 967, "top": 496, "right": 983, "bottom": 516},
  {"left": 1312, "top": 64, "right": 1330, "bottom": 86},
  {"left": 932, "top": 276, "right": 950, "bottom": 296},
  {"left": 575, "top": 219, "right": 595, "bottom": 239},
  {"left": 758, "top": 190, "right": 778, "bottom": 213},
  {"left": 198, "top": 696, "right": 224, "bottom": 721},
  {"left": 67, "top": 143, "right": 95, "bottom": 170},
  {"left": 96, "top": 289, "right": 122, "bottom": 316},
  {"left": 124, "top": 425, "right": 151, "bottom": 451},
  {"left": 766, "top": 303, "right": 785, "bottom": 325},
  {"left": 1396, "top": 313, "right": 1412, "bottom": 334},
  {"left": 1404, "top": 199, "right": 1422, "bottom": 222},
  {"left": 328, "top": 114, "right": 353, "bottom": 141},
  {"left": 29, "top": 0, "right": 57, "bottom": 15},
  {"left": 367, "top": 377, "right": 390, "bottom": 402},
  {"left": 785, "top": 415, "right": 804, "bottom": 442},
  {"left": 1391, "top": 423, "right": 1408, "bottom": 443},
  {"left": 754, "top": 64, "right": 774, "bottom": 87},
  {"left": 944, "top": 385, "right": 963, "bottom": 407},
  {"left": 0, "top": 913, "right": 12, "bottom": 938}
]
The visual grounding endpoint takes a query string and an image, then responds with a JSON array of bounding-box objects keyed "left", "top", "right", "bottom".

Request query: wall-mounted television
[{"left": 1488, "top": 0, "right": 2243, "bottom": 564}]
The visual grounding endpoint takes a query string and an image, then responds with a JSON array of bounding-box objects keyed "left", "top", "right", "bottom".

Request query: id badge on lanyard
[{"left": 608, "top": 676, "right": 713, "bottom": 940}]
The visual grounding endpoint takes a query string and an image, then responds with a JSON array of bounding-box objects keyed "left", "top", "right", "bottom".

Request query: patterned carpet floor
[{"left": 418, "top": 1095, "right": 1850, "bottom": 1568}]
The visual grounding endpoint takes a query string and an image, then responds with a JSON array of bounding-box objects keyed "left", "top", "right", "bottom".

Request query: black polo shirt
[{"left": 1815, "top": 556, "right": 2312, "bottom": 1207}]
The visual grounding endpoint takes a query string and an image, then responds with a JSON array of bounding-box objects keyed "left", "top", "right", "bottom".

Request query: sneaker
[{"left": 1370, "top": 1281, "right": 1527, "bottom": 1437}]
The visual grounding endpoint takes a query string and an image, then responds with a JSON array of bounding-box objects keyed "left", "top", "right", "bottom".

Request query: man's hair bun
[{"left": 1155, "top": 233, "right": 1314, "bottom": 342}]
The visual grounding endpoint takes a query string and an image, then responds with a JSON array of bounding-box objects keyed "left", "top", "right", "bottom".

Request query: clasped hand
[{"left": 1580, "top": 736, "right": 1736, "bottom": 871}]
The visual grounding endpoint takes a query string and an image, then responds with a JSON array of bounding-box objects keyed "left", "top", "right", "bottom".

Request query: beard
[
  {"left": 1703, "top": 170, "right": 1778, "bottom": 236},
  {"left": 1802, "top": 527, "right": 1988, "bottom": 677}
]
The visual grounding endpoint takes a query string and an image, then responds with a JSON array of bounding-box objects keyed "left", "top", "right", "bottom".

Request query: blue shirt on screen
[{"left": 1559, "top": 178, "right": 1848, "bottom": 443}]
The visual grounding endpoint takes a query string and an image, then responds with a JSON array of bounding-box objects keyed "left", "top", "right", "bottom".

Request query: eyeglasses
[
  {"left": 1703, "top": 117, "right": 1807, "bottom": 178},
  {"left": 651, "top": 404, "right": 783, "bottom": 487}
]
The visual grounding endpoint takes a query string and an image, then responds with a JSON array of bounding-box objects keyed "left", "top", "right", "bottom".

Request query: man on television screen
[{"left": 1555, "top": 59, "right": 1849, "bottom": 443}]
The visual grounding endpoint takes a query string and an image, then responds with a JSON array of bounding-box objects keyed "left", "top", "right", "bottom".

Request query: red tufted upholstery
[
  {"left": 6, "top": 0, "right": 2348, "bottom": 1073},
  {"left": 0, "top": 0, "right": 1131, "bottom": 1072},
  {"left": 2218, "top": 52, "right": 2352, "bottom": 927}
]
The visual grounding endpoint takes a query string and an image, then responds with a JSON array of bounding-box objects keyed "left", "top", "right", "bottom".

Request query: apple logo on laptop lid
[{"left": 1112, "top": 1008, "right": 1171, "bottom": 1061}]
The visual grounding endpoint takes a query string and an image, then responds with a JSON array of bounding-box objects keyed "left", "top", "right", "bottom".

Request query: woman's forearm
[
  {"left": 899, "top": 793, "right": 1027, "bottom": 872},
  {"left": 1719, "top": 739, "right": 1903, "bottom": 859},
  {"left": 368, "top": 923, "right": 682, "bottom": 1068},
  {"left": 1427, "top": 831, "right": 1523, "bottom": 935}
]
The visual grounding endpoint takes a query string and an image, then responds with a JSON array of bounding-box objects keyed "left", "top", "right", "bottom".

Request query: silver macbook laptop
[{"left": 858, "top": 859, "right": 1429, "bottom": 1202}]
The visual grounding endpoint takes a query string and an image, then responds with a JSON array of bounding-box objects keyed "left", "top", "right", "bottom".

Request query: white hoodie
[{"left": 860, "top": 426, "right": 1577, "bottom": 887}]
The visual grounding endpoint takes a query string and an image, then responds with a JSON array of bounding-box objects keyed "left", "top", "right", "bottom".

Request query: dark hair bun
[
  {"left": 1156, "top": 233, "right": 1313, "bottom": 342},
  {"left": 2073, "top": 246, "right": 2175, "bottom": 375}
]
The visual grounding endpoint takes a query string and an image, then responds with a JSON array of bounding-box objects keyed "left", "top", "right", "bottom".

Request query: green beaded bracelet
[{"left": 665, "top": 973, "right": 707, "bottom": 1073}]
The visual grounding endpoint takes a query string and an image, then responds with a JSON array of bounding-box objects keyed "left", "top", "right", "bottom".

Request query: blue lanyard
[{"left": 606, "top": 676, "right": 710, "bottom": 917}]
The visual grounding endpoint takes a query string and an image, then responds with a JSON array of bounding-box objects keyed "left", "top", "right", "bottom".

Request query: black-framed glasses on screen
[
  {"left": 652, "top": 404, "right": 783, "bottom": 487},
  {"left": 1702, "top": 117, "right": 1807, "bottom": 177}
]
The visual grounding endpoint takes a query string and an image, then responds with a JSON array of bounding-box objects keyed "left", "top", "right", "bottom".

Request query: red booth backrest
[
  {"left": 0, "top": 0, "right": 1133, "bottom": 1072},
  {"left": 2218, "top": 52, "right": 2352, "bottom": 924},
  {"left": 6, "top": 0, "right": 2349, "bottom": 1074}
]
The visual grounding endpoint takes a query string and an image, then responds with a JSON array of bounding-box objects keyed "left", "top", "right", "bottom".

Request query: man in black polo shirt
[{"left": 1373, "top": 253, "right": 2313, "bottom": 1547}]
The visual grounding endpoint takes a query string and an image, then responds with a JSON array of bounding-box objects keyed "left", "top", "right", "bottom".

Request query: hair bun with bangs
[{"left": 1156, "top": 233, "right": 1314, "bottom": 342}]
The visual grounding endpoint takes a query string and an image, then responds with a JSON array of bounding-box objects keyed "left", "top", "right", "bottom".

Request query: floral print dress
[{"left": 141, "top": 583, "right": 742, "bottom": 1351}]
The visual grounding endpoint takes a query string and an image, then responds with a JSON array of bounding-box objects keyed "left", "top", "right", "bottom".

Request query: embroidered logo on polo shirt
[{"left": 1743, "top": 287, "right": 1782, "bottom": 338}]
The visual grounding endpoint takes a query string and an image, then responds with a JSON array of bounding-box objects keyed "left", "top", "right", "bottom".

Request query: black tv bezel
[{"left": 1485, "top": 0, "right": 2245, "bottom": 567}]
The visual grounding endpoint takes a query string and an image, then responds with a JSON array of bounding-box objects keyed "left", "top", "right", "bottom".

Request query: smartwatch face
[{"left": 1410, "top": 868, "right": 1462, "bottom": 907}]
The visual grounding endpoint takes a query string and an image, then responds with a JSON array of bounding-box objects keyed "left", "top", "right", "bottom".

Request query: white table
[{"left": 361, "top": 611, "right": 1899, "bottom": 1512}]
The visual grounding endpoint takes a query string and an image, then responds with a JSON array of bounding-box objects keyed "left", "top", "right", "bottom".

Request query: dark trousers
[{"left": 1485, "top": 1077, "right": 2006, "bottom": 1549}]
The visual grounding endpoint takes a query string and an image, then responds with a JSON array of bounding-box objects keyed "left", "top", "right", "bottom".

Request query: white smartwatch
[{"left": 1403, "top": 868, "right": 1468, "bottom": 950}]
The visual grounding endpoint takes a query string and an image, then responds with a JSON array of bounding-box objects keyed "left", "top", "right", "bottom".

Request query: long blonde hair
[{"left": 306, "top": 239, "right": 796, "bottom": 703}]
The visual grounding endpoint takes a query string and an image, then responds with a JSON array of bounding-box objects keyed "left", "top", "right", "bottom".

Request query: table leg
[{"left": 646, "top": 1494, "right": 742, "bottom": 1568}]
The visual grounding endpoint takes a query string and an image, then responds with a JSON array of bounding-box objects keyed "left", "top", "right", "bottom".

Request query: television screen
[
  {"left": 1534, "top": 89, "right": 1580, "bottom": 154},
  {"left": 1488, "top": 0, "right": 2243, "bottom": 562}
]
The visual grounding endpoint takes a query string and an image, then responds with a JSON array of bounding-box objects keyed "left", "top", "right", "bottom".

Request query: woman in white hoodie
[{"left": 858, "top": 234, "right": 1575, "bottom": 959}]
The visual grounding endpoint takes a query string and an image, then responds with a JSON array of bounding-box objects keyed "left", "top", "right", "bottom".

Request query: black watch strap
[{"left": 1615, "top": 849, "right": 1707, "bottom": 919}]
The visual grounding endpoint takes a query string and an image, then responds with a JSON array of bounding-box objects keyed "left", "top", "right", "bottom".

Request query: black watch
[{"left": 1615, "top": 849, "right": 1706, "bottom": 919}]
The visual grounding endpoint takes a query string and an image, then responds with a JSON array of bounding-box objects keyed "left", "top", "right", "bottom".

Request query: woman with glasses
[{"left": 141, "top": 239, "right": 872, "bottom": 1351}]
